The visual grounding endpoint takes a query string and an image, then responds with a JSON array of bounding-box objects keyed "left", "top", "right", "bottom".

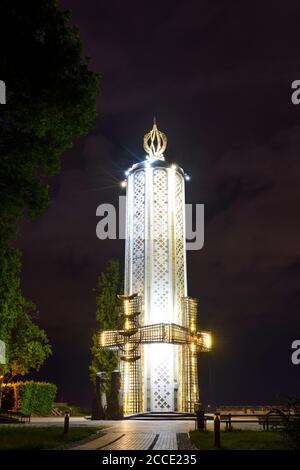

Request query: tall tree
[
  {"left": 0, "top": 1, "right": 100, "bottom": 402},
  {"left": 90, "top": 259, "right": 123, "bottom": 385},
  {"left": 0, "top": 1, "right": 100, "bottom": 237},
  {"left": 0, "top": 246, "right": 52, "bottom": 405}
]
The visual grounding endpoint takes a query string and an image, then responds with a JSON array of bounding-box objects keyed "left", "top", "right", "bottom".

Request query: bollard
[
  {"left": 214, "top": 413, "right": 221, "bottom": 448},
  {"left": 228, "top": 413, "right": 232, "bottom": 431},
  {"left": 195, "top": 406, "right": 205, "bottom": 431},
  {"left": 194, "top": 402, "right": 204, "bottom": 431},
  {"left": 64, "top": 410, "right": 70, "bottom": 434}
]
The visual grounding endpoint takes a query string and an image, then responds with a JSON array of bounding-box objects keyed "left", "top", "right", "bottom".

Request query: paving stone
[
  {"left": 153, "top": 432, "right": 178, "bottom": 450},
  {"left": 73, "top": 432, "right": 124, "bottom": 450},
  {"left": 72, "top": 430, "right": 188, "bottom": 451},
  {"left": 102, "top": 432, "right": 156, "bottom": 450}
]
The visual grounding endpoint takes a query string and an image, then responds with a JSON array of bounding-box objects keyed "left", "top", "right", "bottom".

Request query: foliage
[
  {"left": 90, "top": 259, "right": 123, "bottom": 385},
  {"left": 0, "top": 425, "right": 102, "bottom": 450},
  {"left": 5, "top": 301, "right": 52, "bottom": 378},
  {"left": 273, "top": 397, "right": 300, "bottom": 450},
  {"left": 2, "top": 381, "right": 57, "bottom": 415},
  {"left": 0, "top": 247, "right": 52, "bottom": 379},
  {"left": 189, "top": 430, "right": 289, "bottom": 450},
  {"left": 1, "top": 384, "right": 14, "bottom": 410},
  {"left": 0, "top": 1, "right": 100, "bottom": 229},
  {"left": 0, "top": 2, "right": 100, "bottom": 384}
]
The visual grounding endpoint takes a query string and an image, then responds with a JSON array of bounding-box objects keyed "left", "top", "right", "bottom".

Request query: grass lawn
[
  {"left": 190, "top": 430, "right": 290, "bottom": 450},
  {"left": 0, "top": 425, "right": 103, "bottom": 450}
]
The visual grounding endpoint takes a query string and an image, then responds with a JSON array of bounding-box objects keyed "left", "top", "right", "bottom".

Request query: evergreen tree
[{"left": 90, "top": 259, "right": 123, "bottom": 385}]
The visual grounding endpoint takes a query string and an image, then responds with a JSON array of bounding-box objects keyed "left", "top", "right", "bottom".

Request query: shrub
[
  {"left": 274, "top": 398, "right": 300, "bottom": 450},
  {"left": 1, "top": 384, "right": 15, "bottom": 410},
  {"left": 2, "top": 381, "right": 57, "bottom": 415}
]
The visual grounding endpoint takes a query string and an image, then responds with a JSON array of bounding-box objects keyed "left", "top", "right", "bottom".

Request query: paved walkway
[
  {"left": 30, "top": 416, "right": 194, "bottom": 432},
  {"left": 30, "top": 416, "right": 261, "bottom": 432},
  {"left": 72, "top": 431, "right": 178, "bottom": 450},
  {"left": 30, "top": 417, "right": 191, "bottom": 450},
  {"left": 28, "top": 416, "right": 261, "bottom": 450},
  {"left": 153, "top": 432, "right": 178, "bottom": 450}
]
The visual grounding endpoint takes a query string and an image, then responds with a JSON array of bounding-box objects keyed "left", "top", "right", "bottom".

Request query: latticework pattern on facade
[
  {"left": 152, "top": 169, "right": 169, "bottom": 321},
  {"left": 179, "top": 297, "right": 199, "bottom": 412},
  {"left": 117, "top": 294, "right": 143, "bottom": 414},
  {"left": 99, "top": 299, "right": 211, "bottom": 413},
  {"left": 121, "top": 345, "right": 143, "bottom": 414},
  {"left": 180, "top": 344, "right": 199, "bottom": 413},
  {"left": 99, "top": 321, "right": 211, "bottom": 350},
  {"left": 175, "top": 173, "right": 185, "bottom": 325},
  {"left": 98, "top": 294, "right": 210, "bottom": 414},
  {"left": 183, "top": 296, "right": 198, "bottom": 331},
  {"left": 151, "top": 345, "right": 174, "bottom": 411},
  {"left": 100, "top": 322, "right": 192, "bottom": 348},
  {"left": 118, "top": 293, "right": 142, "bottom": 319},
  {"left": 132, "top": 171, "right": 145, "bottom": 296}
]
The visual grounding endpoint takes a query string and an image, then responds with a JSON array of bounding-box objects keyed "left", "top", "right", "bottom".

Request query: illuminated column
[
  {"left": 124, "top": 120, "right": 189, "bottom": 412},
  {"left": 99, "top": 120, "right": 211, "bottom": 414}
]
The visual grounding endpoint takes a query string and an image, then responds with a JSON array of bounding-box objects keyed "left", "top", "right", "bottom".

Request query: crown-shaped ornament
[{"left": 143, "top": 117, "right": 167, "bottom": 161}]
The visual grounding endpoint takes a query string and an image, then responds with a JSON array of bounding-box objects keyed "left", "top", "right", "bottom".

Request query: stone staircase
[{"left": 125, "top": 412, "right": 195, "bottom": 420}]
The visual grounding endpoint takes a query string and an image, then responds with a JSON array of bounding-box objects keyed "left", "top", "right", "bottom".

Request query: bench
[
  {"left": 200, "top": 413, "right": 297, "bottom": 431},
  {"left": 258, "top": 413, "right": 299, "bottom": 431}
]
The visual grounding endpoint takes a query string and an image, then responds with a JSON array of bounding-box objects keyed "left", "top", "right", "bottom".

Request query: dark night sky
[{"left": 19, "top": 0, "right": 300, "bottom": 407}]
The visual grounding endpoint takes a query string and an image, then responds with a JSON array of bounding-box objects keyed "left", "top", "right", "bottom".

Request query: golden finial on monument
[{"left": 143, "top": 117, "right": 167, "bottom": 161}]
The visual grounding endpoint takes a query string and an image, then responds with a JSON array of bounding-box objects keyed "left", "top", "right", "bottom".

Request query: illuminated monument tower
[{"left": 99, "top": 120, "right": 211, "bottom": 414}]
